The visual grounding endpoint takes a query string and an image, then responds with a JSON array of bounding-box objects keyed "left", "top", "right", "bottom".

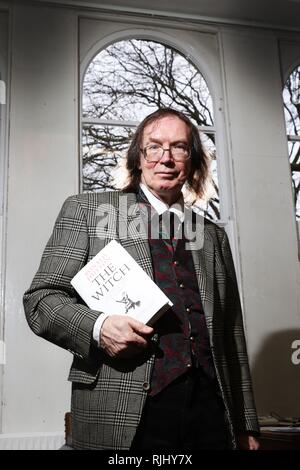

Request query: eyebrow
[{"left": 145, "top": 138, "right": 188, "bottom": 145}]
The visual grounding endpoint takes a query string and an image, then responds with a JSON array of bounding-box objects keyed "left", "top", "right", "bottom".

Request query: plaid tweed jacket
[{"left": 23, "top": 191, "right": 259, "bottom": 449}]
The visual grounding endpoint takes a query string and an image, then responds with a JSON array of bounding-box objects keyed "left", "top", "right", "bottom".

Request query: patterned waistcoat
[{"left": 137, "top": 192, "right": 216, "bottom": 396}]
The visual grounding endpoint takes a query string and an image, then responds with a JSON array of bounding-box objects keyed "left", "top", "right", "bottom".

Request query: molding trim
[
  {"left": 29, "top": 0, "right": 300, "bottom": 32},
  {"left": 0, "top": 432, "right": 64, "bottom": 450}
]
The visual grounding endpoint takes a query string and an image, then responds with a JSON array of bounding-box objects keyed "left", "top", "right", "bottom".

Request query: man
[{"left": 23, "top": 108, "right": 260, "bottom": 450}]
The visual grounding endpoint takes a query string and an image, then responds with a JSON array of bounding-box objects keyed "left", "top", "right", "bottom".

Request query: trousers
[{"left": 130, "top": 368, "right": 230, "bottom": 451}]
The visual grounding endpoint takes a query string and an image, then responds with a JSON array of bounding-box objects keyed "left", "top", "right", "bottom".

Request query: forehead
[{"left": 142, "top": 115, "right": 190, "bottom": 142}]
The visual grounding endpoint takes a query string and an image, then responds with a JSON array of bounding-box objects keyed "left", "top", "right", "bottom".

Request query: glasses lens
[
  {"left": 171, "top": 144, "right": 189, "bottom": 161},
  {"left": 145, "top": 144, "right": 162, "bottom": 161},
  {"left": 144, "top": 144, "right": 189, "bottom": 161}
]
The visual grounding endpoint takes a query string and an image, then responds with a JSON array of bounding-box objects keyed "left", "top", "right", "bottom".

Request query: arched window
[
  {"left": 81, "top": 39, "right": 219, "bottom": 220},
  {"left": 283, "top": 65, "right": 300, "bottom": 221}
]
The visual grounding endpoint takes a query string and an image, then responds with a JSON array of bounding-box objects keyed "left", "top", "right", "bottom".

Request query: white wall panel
[
  {"left": 0, "top": 8, "right": 9, "bottom": 437},
  {"left": 221, "top": 28, "right": 300, "bottom": 415},
  {"left": 3, "top": 4, "right": 78, "bottom": 436}
]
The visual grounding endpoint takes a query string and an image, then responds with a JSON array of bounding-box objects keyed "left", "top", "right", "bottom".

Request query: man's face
[{"left": 139, "top": 115, "right": 191, "bottom": 204}]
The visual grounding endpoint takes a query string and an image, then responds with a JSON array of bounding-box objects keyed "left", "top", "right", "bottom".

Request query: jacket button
[{"left": 142, "top": 382, "right": 151, "bottom": 391}]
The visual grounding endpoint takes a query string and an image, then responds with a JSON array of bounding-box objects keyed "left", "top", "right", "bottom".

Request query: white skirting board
[{"left": 0, "top": 432, "right": 65, "bottom": 450}]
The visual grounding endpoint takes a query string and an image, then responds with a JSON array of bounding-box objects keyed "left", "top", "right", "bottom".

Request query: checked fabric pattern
[{"left": 23, "top": 191, "right": 259, "bottom": 449}]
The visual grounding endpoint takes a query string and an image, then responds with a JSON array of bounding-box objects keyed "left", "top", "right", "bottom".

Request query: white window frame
[
  {"left": 79, "top": 21, "right": 241, "bottom": 288},
  {"left": 80, "top": 28, "right": 231, "bottom": 220},
  {"left": 283, "top": 61, "right": 300, "bottom": 256}
]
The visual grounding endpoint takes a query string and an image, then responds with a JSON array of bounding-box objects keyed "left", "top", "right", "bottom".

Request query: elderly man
[{"left": 23, "top": 108, "right": 260, "bottom": 450}]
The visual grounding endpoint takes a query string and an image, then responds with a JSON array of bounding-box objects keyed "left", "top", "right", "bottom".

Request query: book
[{"left": 71, "top": 240, "right": 173, "bottom": 326}]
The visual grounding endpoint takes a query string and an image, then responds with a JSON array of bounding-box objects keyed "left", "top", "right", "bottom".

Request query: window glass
[
  {"left": 82, "top": 39, "right": 219, "bottom": 220},
  {"left": 82, "top": 125, "right": 133, "bottom": 191},
  {"left": 283, "top": 65, "right": 300, "bottom": 221}
]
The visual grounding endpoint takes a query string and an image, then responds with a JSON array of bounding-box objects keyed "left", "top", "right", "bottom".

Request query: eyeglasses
[{"left": 141, "top": 144, "right": 191, "bottom": 163}]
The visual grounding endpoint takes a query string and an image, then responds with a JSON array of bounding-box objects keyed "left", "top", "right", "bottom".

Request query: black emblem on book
[{"left": 116, "top": 292, "right": 141, "bottom": 314}]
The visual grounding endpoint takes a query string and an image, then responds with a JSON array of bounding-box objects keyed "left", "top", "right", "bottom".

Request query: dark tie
[
  {"left": 169, "top": 212, "right": 175, "bottom": 240},
  {"left": 159, "top": 212, "right": 182, "bottom": 254},
  {"left": 169, "top": 211, "right": 182, "bottom": 240}
]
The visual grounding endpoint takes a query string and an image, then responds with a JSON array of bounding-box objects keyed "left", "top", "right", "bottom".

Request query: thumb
[{"left": 128, "top": 318, "right": 154, "bottom": 336}]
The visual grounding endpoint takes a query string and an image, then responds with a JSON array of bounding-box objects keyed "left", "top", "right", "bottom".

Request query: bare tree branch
[{"left": 82, "top": 39, "right": 219, "bottom": 217}]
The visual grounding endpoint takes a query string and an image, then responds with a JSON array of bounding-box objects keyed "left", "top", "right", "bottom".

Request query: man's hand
[
  {"left": 100, "top": 315, "right": 154, "bottom": 358},
  {"left": 237, "top": 434, "right": 260, "bottom": 450}
]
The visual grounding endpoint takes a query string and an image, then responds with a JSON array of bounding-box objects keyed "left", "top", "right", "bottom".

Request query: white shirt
[
  {"left": 139, "top": 183, "right": 185, "bottom": 222},
  {"left": 92, "top": 184, "right": 185, "bottom": 345}
]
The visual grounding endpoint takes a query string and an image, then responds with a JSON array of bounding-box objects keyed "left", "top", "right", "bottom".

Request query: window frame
[
  {"left": 79, "top": 21, "right": 244, "bottom": 289},
  {"left": 282, "top": 60, "right": 300, "bottom": 255},
  {"left": 80, "top": 29, "right": 228, "bottom": 220}
]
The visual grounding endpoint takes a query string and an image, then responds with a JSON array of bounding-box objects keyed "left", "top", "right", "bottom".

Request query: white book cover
[{"left": 71, "top": 240, "right": 173, "bottom": 326}]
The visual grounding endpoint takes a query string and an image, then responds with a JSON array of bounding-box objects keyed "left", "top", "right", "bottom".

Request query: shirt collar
[{"left": 139, "top": 183, "right": 185, "bottom": 222}]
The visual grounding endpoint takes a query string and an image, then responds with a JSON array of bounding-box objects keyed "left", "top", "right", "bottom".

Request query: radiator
[{"left": 0, "top": 432, "right": 65, "bottom": 450}]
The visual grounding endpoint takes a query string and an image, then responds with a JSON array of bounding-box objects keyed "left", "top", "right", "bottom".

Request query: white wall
[
  {"left": 0, "top": 1, "right": 300, "bottom": 449},
  {"left": 220, "top": 27, "right": 300, "bottom": 415},
  {"left": 0, "top": 8, "right": 8, "bottom": 368},
  {"left": 0, "top": 8, "right": 9, "bottom": 441},
  {"left": 1, "top": 3, "right": 78, "bottom": 447}
]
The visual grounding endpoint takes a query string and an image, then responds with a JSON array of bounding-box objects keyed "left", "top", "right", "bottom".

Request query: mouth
[{"left": 155, "top": 172, "right": 177, "bottom": 177}]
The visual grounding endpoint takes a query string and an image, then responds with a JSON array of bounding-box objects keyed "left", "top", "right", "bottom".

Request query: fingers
[
  {"left": 237, "top": 434, "right": 260, "bottom": 450},
  {"left": 99, "top": 315, "right": 154, "bottom": 358},
  {"left": 249, "top": 436, "right": 260, "bottom": 450},
  {"left": 127, "top": 317, "right": 154, "bottom": 336}
]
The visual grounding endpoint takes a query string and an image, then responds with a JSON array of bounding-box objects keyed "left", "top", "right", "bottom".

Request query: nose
[{"left": 159, "top": 147, "right": 173, "bottom": 164}]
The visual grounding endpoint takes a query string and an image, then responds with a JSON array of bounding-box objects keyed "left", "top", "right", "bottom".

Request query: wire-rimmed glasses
[{"left": 141, "top": 143, "right": 191, "bottom": 163}]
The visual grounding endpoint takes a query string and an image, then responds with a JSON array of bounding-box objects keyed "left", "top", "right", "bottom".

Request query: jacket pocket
[{"left": 67, "top": 357, "right": 100, "bottom": 384}]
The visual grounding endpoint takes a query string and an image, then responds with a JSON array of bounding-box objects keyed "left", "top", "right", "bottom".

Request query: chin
[
  {"left": 157, "top": 184, "right": 182, "bottom": 197},
  {"left": 158, "top": 183, "right": 177, "bottom": 191}
]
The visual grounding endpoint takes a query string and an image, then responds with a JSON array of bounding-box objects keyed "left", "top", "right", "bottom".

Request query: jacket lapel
[{"left": 117, "top": 192, "right": 154, "bottom": 281}]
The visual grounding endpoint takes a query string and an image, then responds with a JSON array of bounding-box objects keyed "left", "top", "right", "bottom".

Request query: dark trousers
[{"left": 131, "top": 368, "right": 230, "bottom": 451}]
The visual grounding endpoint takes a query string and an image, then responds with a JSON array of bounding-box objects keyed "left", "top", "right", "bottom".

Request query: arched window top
[
  {"left": 283, "top": 64, "right": 300, "bottom": 136},
  {"left": 82, "top": 39, "right": 214, "bottom": 127},
  {"left": 81, "top": 38, "right": 220, "bottom": 221},
  {"left": 283, "top": 64, "right": 300, "bottom": 221}
]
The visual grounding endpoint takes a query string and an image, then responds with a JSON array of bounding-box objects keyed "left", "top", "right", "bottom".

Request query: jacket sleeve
[
  {"left": 220, "top": 229, "right": 260, "bottom": 436},
  {"left": 23, "top": 195, "right": 101, "bottom": 361}
]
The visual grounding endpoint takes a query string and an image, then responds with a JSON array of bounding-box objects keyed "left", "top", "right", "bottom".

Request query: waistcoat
[{"left": 137, "top": 190, "right": 216, "bottom": 396}]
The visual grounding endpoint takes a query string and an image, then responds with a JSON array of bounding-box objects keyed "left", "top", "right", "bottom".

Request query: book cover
[{"left": 71, "top": 240, "right": 173, "bottom": 325}]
